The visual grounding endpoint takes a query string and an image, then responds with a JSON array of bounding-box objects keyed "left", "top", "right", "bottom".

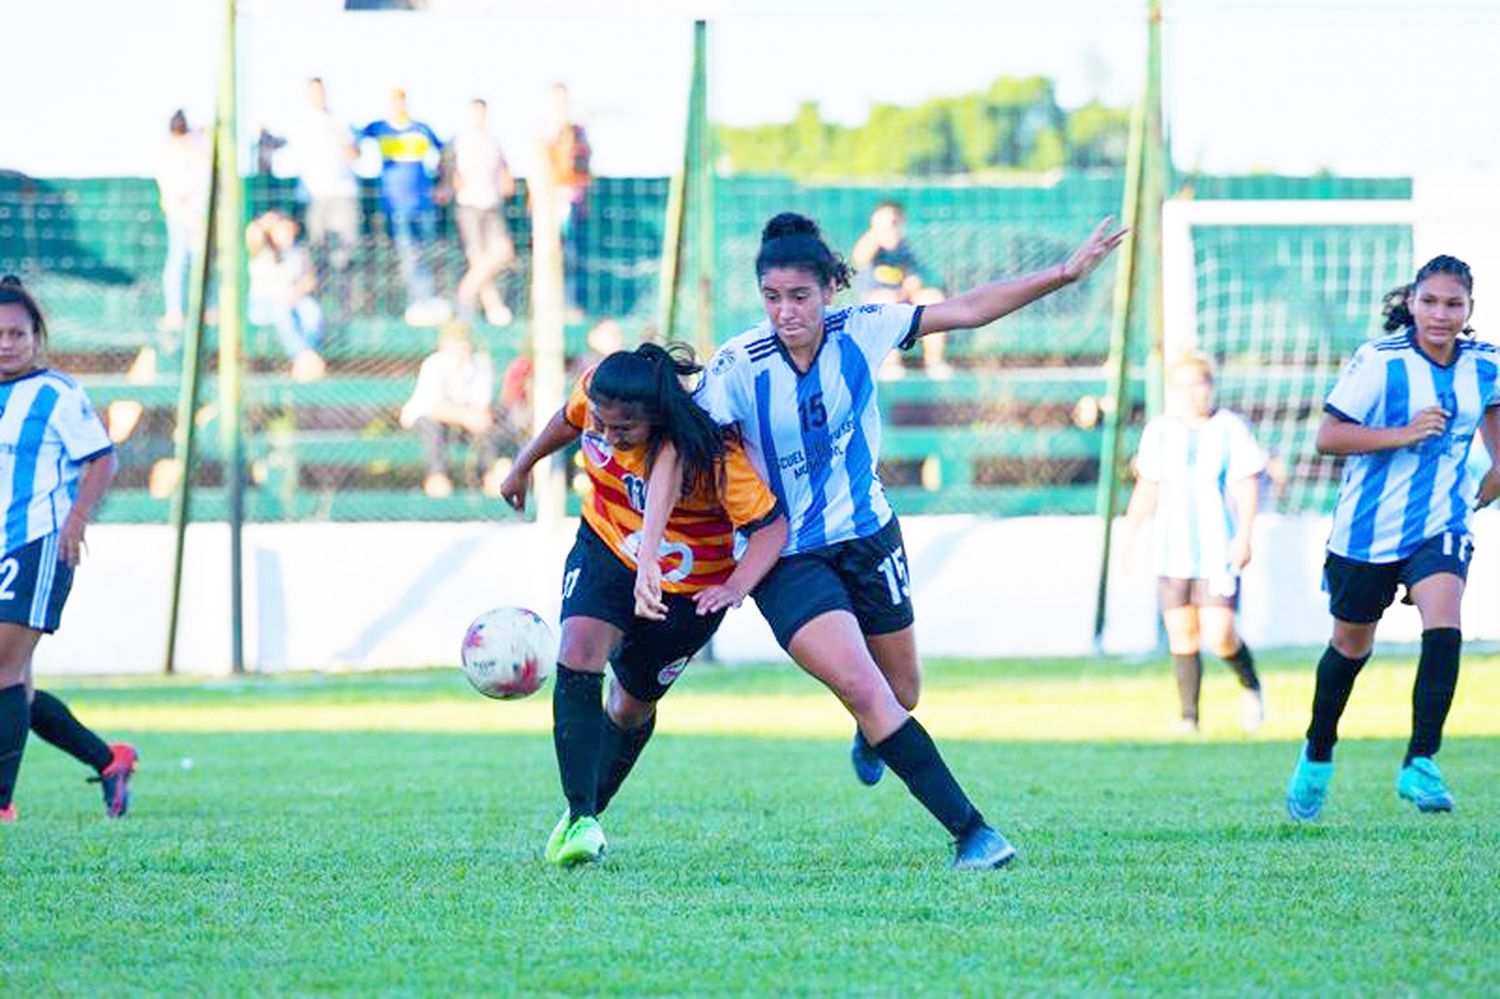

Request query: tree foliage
[{"left": 716, "top": 76, "right": 1129, "bottom": 179}]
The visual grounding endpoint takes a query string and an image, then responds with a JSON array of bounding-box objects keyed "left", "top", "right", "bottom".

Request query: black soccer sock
[
  {"left": 594, "top": 712, "right": 656, "bottom": 816},
  {"left": 30, "top": 690, "right": 113, "bottom": 772},
  {"left": 1222, "top": 642, "right": 1261, "bottom": 692},
  {"left": 552, "top": 664, "right": 604, "bottom": 821},
  {"left": 873, "top": 717, "right": 983, "bottom": 838},
  {"left": 1172, "top": 652, "right": 1203, "bottom": 722},
  {"left": 1406, "top": 628, "right": 1462, "bottom": 766},
  {"left": 0, "top": 684, "right": 29, "bottom": 809},
  {"left": 1306, "top": 645, "right": 1370, "bottom": 762}
]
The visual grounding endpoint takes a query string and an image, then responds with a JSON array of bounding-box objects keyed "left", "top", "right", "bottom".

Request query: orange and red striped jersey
[{"left": 564, "top": 369, "right": 779, "bottom": 594}]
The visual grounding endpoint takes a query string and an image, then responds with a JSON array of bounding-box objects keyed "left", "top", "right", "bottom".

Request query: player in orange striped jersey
[{"left": 500, "top": 343, "right": 786, "bottom": 866}]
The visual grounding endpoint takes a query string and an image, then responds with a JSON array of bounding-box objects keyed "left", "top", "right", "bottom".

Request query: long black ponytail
[
  {"left": 587, "top": 342, "right": 725, "bottom": 499},
  {"left": 1381, "top": 254, "right": 1475, "bottom": 335}
]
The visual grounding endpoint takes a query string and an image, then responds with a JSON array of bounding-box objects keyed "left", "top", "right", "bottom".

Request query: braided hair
[{"left": 1381, "top": 254, "right": 1475, "bottom": 335}]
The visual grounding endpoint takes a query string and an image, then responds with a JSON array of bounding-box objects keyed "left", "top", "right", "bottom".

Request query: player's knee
[{"left": 605, "top": 685, "right": 655, "bottom": 730}]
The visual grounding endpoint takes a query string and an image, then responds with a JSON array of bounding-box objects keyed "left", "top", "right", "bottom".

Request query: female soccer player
[
  {"left": 1122, "top": 352, "right": 1266, "bottom": 734},
  {"left": 499, "top": 343, "right": 786, "bottom": 866},
  {"left": 645, "top": 212, "right": 1123, "bottom": 869},
  {"left": 0, "top": 276, "right": 136, "bottom": 823},
  {"left": 1286, "top": 255, "right": 1499, "bottom": 820}
]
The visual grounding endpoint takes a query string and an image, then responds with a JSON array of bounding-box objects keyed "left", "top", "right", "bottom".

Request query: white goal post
[{"left": 1164, "top": 185, "right": 1500, "bottom": 358}]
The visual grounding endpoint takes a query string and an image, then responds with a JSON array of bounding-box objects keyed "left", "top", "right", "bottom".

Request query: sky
[{"left": 3, "top": 0, "right": 1499, "bottom": 180}]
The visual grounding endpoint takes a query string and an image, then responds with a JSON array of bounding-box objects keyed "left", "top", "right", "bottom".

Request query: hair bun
[{"left": 761, "top": 212, "right": 820, "bottom": 244}]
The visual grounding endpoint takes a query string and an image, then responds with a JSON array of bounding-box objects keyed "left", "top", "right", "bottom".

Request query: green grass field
[{"left": 5, "top": 652, "right": 1499, "bottom": 995}]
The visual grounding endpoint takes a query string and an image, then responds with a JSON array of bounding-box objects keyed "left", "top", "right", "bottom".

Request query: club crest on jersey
[
  {"left": 657, "top": 657, "right": 689, "bottom": 687},
  {"left": 709, "top": 347, "right": 740, "bottom": 376},
  {"left": 580, "top": 432, "right": 613, "bottom": 465}
]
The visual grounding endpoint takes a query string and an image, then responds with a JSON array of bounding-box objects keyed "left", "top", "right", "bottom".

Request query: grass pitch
[{"left": 4, "top": 652, "right": 1499, "bottom": 995}]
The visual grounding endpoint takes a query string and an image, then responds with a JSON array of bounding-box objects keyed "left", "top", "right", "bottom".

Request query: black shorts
[
  {"left": 559, "top": 522, "right": 724, "bottom": 702},
  {"left": 752, "top": 516, "right": 914, "bottom": 650},
  {"left": 0, "top": 535, "right": 74, "bottom": 634},
  {"left": 1324, "top": 532, "right": 1474, "bottom": 624},
  {"left": 1158, "top": 577, "right": 1239, "bottom": 611}
]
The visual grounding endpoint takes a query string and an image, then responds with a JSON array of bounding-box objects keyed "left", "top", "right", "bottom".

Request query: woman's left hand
[
  {"left": 1477, "top": 465, "right": 1500, "bottom": 510},
  {"left": 60, "top": 516, "right": 87, "bottom": 567},
  {"left": 1061, "top": 216, "right": 1130, "bottom": 283},
  {"left": 692, "top": 583, "right": 746, "bottom": 616}
]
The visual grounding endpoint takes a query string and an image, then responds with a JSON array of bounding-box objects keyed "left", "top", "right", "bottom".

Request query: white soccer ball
[{"left": 460, "top": 607, "right": 556, "bottom": 700}]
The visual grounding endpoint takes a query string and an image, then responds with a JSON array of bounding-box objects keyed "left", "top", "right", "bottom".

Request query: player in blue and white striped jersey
[
  {"left": 1123, "top": 353, "right": 1266, "bottom": 735},
  {"left": 0, "top": 277, "right": 135, "bottom": 824},
  {"left": 1288, "top": 255, "right": 1500, "bottom": 821},
  {"left": 653, "top": 211, "right": 1123, "bottom": 869}
]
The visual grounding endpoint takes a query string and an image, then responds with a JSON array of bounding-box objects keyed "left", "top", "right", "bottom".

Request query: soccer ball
[{"left": 460, "top": 607, "right": 556, "bottom": 699}]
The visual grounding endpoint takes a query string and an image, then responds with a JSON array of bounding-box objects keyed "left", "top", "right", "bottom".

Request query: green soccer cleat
[
  {"left": 1397, "top": 757, "right": 1455, "bottom": 813},
  {"left": 554, "top": 816, "right": 607, "bottom": 867},
  {"left": 543, "top": 810, "right": 571, "bottom": 865},
  {"left": 1285, "top": 743, "right": 1334, "bottom": 822}
]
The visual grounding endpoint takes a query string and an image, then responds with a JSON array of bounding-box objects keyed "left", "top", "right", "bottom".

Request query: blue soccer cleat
[
  {"left": 1397, "top": 757, "right": 1455, "bottom": 813},
  {"left": 851, "top": 729, "right": 885, "bottom": 786},
  {"left": 1285, "top": 743, "right": 1334, "bottom": 821},
  {"left": 87, "top": 743, "right": 138, "bottom": 819},
  {"left": 951, "top": 823, "right": 1017, "bottom": 870}
]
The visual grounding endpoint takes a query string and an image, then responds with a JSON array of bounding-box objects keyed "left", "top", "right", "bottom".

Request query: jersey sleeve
[
  {"left": 849, "top": 303, "right": 922, "bottom": 361},
  {"left": 696, "top": 344, "right": 750, "bottom": 429},
  {"left": 563, "top": 367, "right": 594, "bottom": 430},
  {"left": 1134, "top": 418, "right": 1165, "bottom": 481},
  {"left": 1325, "top": 344, "right": 1386, "bottom": 425},
  {"left": 1225, "top": 413, "right": 1268, "bottom": 481},
  {"left": 718, "top": 437, "right": 780, "bottom": 531},
  {"left": 54, "top": 384, "right": 113, "bottom": 462}
]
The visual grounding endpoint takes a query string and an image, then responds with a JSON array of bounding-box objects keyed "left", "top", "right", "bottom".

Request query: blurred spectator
[
  {"left": 246, "top": 211, "right": 327, "bottom": 382},
  {"left": 568, "top": 317, "right": 625, "bottom": 380},
  {"left": 450, "top": 98, "right": 516, "bottom": 328},
  {"left": 543, "top": 83, "right": 591, "bottom": 319},
  {"left": 360, "top": 89, "right": 449, "bottom": 327},
  {"left": 400, "top": 320, "right": 503, "bottom": 497},
  {"left": 287, "top": 77, "right": 360, "bottom": 317},
  {"left": 850, "top": 200, "right": 951, "bottom": 379},
  {"left": 154, "top": 109, "right": 210, "bottom": 338}
]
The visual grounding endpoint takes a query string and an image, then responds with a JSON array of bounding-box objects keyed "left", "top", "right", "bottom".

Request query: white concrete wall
[{"left": 34, "top": 511, "right": 1500, "bottom": 676}]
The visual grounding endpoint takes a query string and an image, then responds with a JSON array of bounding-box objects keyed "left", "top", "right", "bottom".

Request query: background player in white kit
[
  {"left": 1123, "top": 352, "right": 1267, "bottom": 734},
  {"left": 1286, "top": 255, "right": 1500, "bottom": 820}
]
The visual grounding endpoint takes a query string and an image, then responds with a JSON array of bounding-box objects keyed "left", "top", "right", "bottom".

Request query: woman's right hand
[
  {"left": 1403, "top": 405, "right": 1449, "bottom": 447},
  {"left": 634, "top": 558, "right": 667, "bottom": 621},
  {"left": 498, "top": 467, "right": 528, "bottom": 511}
]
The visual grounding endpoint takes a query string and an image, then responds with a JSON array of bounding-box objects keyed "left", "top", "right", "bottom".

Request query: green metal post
[
  {"left": 164, "top": 123, "right": 220, "bottom": 674},
  {"left": 1092, "top": 0, "right": 1161, "bottom": 644},
  {"left": 691, "top": 20, "right": 715, "bottom": 359},
  {"left": 217, "top": 0, "right": 247, "bottom": 673}
]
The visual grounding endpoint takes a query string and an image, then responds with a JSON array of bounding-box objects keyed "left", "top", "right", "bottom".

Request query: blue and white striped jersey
[
  {"left": 697, "top": 303, "right": 921, "bottom": 555},
  {"left": 1136, "top": 409, "right": 1265, "bottom": 582},
  {"left": 1325, "top": 333, "right": 1500, "bottom": 563},
  {"left": 0, "top": 370, "right": 113, "bottom": 557}
]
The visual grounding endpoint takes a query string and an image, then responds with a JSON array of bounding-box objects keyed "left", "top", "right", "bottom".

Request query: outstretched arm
[
  {"left": 917, "top": 217, "right": 1126, "bottom": 336},
  {"left": 498, "top": 410, "right": 580, "bottom": 511},
  {"left": 693, "top": 514, "right": 788, "bottom": 616}
]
